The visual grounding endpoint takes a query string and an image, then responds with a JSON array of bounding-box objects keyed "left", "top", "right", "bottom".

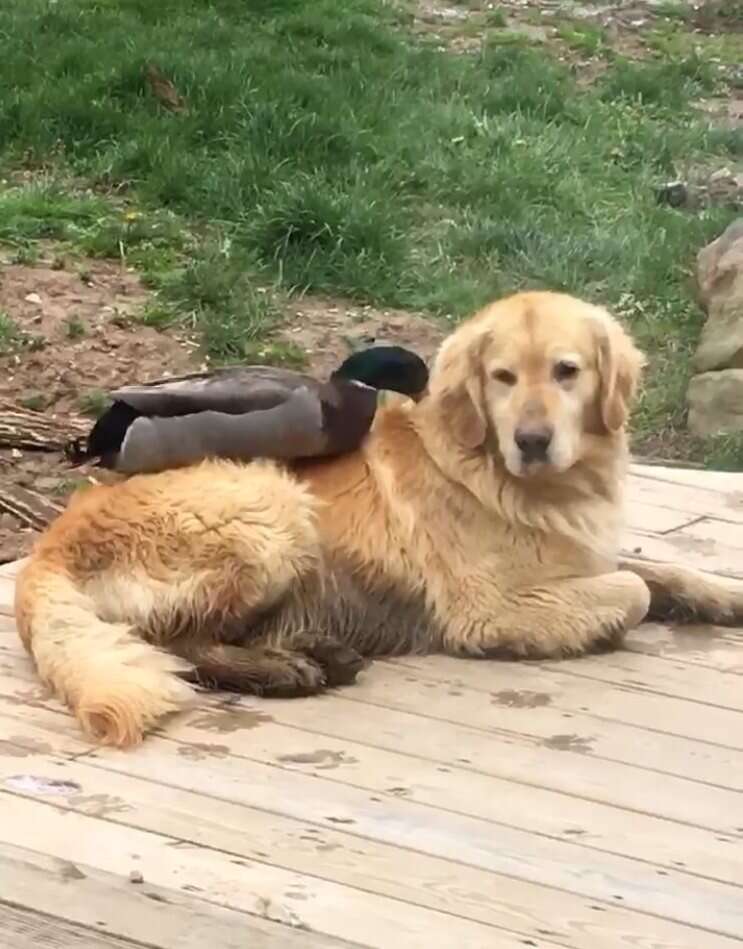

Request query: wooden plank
[
  {"left": 344, "top": 663, "right": 743, "bottom": 789},
  {"left": 626, "top": 478, "right": 741, "bottom": 525},
  {"left": 0, "top": 557, "right": 25, "bottom": 580},
  {"left": 631, "top": 465, "right": 743, "bottom": 493},
  {"left": 0, "top": 713, "right": 89, "bottom": 757},
  {"left": 628, "top": 470, "right": 743, "bottom": 525},
  {"left": 624, "top": 501, "right": 701, "bottom": 534},
  {"left": 0, "top": 576, "right": 15, "bottom": 616},
  {"left": 539, "top": 647, "right": 743, "bottom": 708},
  {"left": 0, "top": 903, "right": 141, "bottom": 949},
  {"left": 624, "top": 623, "right": 743, "bottom": 674},
  {"left": 0, "top": 842, "right": 351, "bottom": 949},
  {"left": 1, "top": 663, "right": 742, "bottom": 836},
  {"left": 626, "top": 501, "right": 702, "bottom": 534},
  {"left": 673, "top": 516, "right": 743, "bottom": 551},
  {"left": 0, "top": 734, "right": 688, "bottom": 949},
  {"left": 3, "top": 696, "right": 741, "bottom": 891},
  {"left": 623, "top": 530, "right": 743, "bottom": 578},
  {"left": 374, "top": 656, "right": 743, "bottom": 751},
  {"left": 0, "top": 793, "right": 547, "bottom": 949}
]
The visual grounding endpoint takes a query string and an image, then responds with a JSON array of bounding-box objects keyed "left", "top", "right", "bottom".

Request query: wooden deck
[{"left": 1, "top": 462, "right": 743, "bottom": 948}]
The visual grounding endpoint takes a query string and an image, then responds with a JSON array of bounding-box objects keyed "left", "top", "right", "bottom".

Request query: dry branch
[
  {"left": 0, "top": 400, "right": 88, "bottom": 452},
  {"left": 0, "top": 484, "right": 65, "bottom": 531}
]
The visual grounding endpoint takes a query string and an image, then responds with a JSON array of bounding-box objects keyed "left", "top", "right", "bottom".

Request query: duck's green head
[{"left": 333, "top": 346, "right": 429, "bottom": 400}]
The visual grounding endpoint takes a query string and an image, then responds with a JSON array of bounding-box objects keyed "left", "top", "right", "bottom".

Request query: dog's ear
[
  {"left": 440, "top": 379, "right": 487, "bottom": 449},
  {"left": 432, "top": 333, "right": 487, "bottom": 450},
  {"left": 594, "top": 311, "right": 646, "bottom": 433}
]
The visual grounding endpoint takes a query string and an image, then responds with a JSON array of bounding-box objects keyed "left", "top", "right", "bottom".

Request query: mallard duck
[{"left": 67, "top": 346, "right": 428, "bottom": 475}]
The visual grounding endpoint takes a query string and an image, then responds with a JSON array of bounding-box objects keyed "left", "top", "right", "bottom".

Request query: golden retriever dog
[{"left": 14, "top": 291, "right": 743, "bottom": 747}]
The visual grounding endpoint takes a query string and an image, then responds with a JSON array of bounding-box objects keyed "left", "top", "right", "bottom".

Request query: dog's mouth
[
  {"left": 505, "top": 452, "right": 571, "bottom": 480},
  {"left": 508, "top": 459, "right": 550, "bottom": 479}
]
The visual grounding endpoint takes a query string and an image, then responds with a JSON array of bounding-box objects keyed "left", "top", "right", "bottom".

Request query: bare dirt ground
[{"left": 0, "top": 253, "right": 446, "bottom": 563}]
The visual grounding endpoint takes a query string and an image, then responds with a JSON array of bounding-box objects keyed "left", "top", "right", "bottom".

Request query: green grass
[
  {"left": 556, "top": 23, "right": 609, "bottom": 57},
  {"left": 0, "top": 309, "right": 44, "bottom": 355},
  {"left": 0, "top": 0, "right": 741, "bottom": 462},
  {"left": 78, "top": 389, "right": 111, "bottom": 418},
  {"left": 0, "top": 311, "right": 21, "bottom": 355},
  {"left": 64, "top": 315, "right": 87, "bottom": 340},
  {"left": 18, "top": 392, "right": 48, "bottom": 412}
]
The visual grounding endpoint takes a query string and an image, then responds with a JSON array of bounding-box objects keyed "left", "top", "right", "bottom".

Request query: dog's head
[{"left": 426, "top": 291, "right": 645, "bottom": 479}]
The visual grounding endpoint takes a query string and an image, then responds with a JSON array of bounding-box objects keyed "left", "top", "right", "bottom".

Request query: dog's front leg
[
  {"left": 439, "top": 570, "right": 651, "bottom": 659},
  {"left": 619, "top": 557, "right": 743, "bottom": 627}
]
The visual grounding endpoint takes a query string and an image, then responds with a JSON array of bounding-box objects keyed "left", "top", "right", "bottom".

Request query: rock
[
  {"left": 24, "top": 292, "right": 42, "bottom": 305},
  {"left": 687, "top": 369, "right": 743, "bottom": 435},
  {"left": 0, "top": 533, "right": 34, "bottom": 564},
  {"left": 693, "top": 218, "right": 743, "bottom": 372},
  {"left": 707, "top": 167, "right": 743, "bottom": 208},
  {"left": 128, "top": 869, "right": 144, "bottom": 884}
]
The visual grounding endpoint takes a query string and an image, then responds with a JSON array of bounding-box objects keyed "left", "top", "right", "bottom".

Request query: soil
[{"left": 0, "top": 253, "right": 446, "bottom": 564}]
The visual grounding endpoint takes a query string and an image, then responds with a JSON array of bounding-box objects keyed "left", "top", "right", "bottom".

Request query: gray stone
[
  {"left": 687, "top": 369, "right": 743, "bottom": 435},
  {"left": 693, "top": 218, "right": 743, "bottom": 372}
]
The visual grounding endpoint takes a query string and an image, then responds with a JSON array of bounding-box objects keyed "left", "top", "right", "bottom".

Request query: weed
[
  {"left": 78, "top": 389, "right": 111, "bottom": 418},
  {"left": 0, "top": 310, "right": 43, "bottom": 354},
  {"left": 654, "top": 1, "right": 693, "bottom": 21},
  {"left": 0, "top": 311, "right": 20, "bottom": 354},
  {"left": 485, "top": 7, "right": 508, "bottom": 28},
  {"left": 239, "top": 340, "right": 308, "bottom": 369},
  {"left": 556, "top": 23, "right": 608, "bottom": 57},
  {"left": 64, "top": 315, "right": 87, "bottom": 340},
  {"left": 19, "top": 393, "right": 48, "bottom": 411}
]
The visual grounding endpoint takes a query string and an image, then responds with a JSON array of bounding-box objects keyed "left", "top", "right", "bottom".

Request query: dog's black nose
[{"left": 515, "top": 427, "right": 552, "bottom": 463}]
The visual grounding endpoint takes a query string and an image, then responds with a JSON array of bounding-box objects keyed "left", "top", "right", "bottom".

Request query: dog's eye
[
  {"left": 493, "top": 369, "right": 517, "bottom": 386},
  {"left": 554, "top": 361, "right": 579, "bottom": 382}
]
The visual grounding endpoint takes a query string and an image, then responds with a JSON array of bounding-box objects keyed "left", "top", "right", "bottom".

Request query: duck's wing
[
  {"left": 109, "top": 386, "right": 329, "bottom": 474},
  {"left": 110, "top": 366, "right": 312, "bottom": 417}
]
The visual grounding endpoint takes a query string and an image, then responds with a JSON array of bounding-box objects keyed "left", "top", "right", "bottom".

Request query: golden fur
[{"left": 15, "top": 291, "right": 743, "bottom": 746}]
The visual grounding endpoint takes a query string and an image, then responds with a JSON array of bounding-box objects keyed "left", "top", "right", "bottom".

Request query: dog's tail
[{"left": 15, "top": 560, "right": 193, "bottom": 747}]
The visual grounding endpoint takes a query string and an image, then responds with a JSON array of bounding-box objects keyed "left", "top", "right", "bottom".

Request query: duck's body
[{"left": 69, "top": 346, "right": 428, "bottom": 475}]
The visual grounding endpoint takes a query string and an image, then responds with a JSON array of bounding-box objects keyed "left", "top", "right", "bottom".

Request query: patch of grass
[
  {"left": 240, "top": 340, "right": 308, "bottom": 369},
  {"left": 0, "top": 309, "right": 45, "bottom": 354},
  {"left": 0, "top": 184, "right": 112, "bottom": 245},
  {"left": 0, "top": 311, "right": 21, "bottom": 354},
  {"left": 18, "top": 392, "right": 48, "bottom": 411},
  {"left": 654, "top": 1, "right": 693, "bottom": 21},
  {"left": 11, "top": 244, "right": 39, "bottom": 265},
  {"left": 64, "top": 315, "right": 87, "bottom": 340},
  {"left": 647, "top": 24, "right": 743, "bottom": 67},
  {"left": 78, "top": 389, "right": 111, "bottom": 418},
  {"left": 598, "top": 55, "right": 718, "bottom": 109},
  {"left": 52, "top": 476, "right": 92, "bottom": 496},
  {"left": 0, "top": 0, "right": 739, "bottom": 463},
  {"left": 135, "top": 300, "right": 176, "bottom": 329},
  {"left": 556, "top": 22, "right": 608, "bottom": 57},
  {"left": 148, "top": 245, "right": 285, "bottom": 363},
  {"left": 484, "top": 7, "right": 508, "bottom": 28}
]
